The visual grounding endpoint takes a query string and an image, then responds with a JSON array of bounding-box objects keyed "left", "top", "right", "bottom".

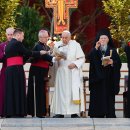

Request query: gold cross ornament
[{"left": 45, "top": 0, "right": 78, "bottom": 34}]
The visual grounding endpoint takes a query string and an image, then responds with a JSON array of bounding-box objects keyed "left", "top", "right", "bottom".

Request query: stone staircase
[{"left": 1, "top": 118, "right": 130, "bottom": 130}]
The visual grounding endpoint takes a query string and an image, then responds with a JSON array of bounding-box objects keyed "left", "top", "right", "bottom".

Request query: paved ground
[{"left": 0, "top": 118, "right": 130, "bottom": 130}]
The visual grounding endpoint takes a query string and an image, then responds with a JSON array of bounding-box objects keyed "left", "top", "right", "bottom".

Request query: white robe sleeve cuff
[{"left": 72, "top": 57, "right": 85, "bottom": 69}]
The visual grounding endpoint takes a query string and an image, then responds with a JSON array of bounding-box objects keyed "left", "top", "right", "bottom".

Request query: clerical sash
[{"left": 71, "top": 68, "right": 81, "bottom": 104}]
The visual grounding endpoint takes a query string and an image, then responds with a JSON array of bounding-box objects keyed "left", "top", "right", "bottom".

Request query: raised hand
[{"left": 95, "top": 41, "right": 101, "bottom": 50}]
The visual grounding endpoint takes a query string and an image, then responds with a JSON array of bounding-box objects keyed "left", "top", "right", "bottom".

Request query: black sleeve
[
  {"left": 112, "top": 49, "right": 122, "bottom": 95},
  {"left": 125, "top": 45, "right": 130, "bottom": 69},
  {"left": 112, "top": 49, "right": 121, "bottom": 69},
  {"left": 0, "top": 44, "right": 5, "bottom": 62},
  {"left": 41, "top": 54, "right": 53, "bottom": 63},
  {"left": 88, "top": 48, "right": 104, "bottom": 88},
  {"left": 33, "top": 43, "right": 53, "bottom": 63},
  {"left": 17, "top": 42, "right": 41, "bottom": 58},
  {"left": 28, "top": 44, "right": 40, "bottom": 63}
]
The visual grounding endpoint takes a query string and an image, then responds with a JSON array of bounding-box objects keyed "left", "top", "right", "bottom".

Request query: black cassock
[
  {"left": 88, "top": 46, "right": 121, "bottom": 118},
  {"left": 124, "top": 45, "right": 130, "bottom": 117},
  {"left": 27, "top": 41, "right": 53, "bottom": 117},
  {"left": 5, "top": 38, "right": 40, "bottom": 117}
]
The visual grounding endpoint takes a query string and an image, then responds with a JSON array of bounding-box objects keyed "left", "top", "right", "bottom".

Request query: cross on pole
[{"left": 45, "top": 0, "right": 78, "bottom": 34}]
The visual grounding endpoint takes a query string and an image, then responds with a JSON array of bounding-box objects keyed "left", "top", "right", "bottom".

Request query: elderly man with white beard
[{"left": 88, "top": 29, "right": 121, "bottom": 118}]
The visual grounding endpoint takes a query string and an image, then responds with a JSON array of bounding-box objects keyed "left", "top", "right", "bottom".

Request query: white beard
[{"left": 100, "top": 44, "right": 107, "bottom": 52}]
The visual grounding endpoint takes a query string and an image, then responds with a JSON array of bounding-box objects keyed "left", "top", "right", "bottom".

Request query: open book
[
  {"left": 102, "top": 56, "right": 111, "bottom": 66},
  {"left": 53, "top": 47, "right": 66, "bottom": 59}
]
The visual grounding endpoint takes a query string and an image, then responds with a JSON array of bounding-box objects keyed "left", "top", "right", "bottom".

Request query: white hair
[
  {"left": 38, "top": 30, "right": 48, "bottom": 37},
  {"left": 6, "top": 27, "right": 14, "bottom": 34},
  {"left": 62, "top": 30, "right": 71, "bottom": 37},
  {"left": 62, "top": 30, "right": 71, "bottom": 35}
]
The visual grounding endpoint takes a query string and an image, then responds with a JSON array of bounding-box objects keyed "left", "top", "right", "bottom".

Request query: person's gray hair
[
  {"left": 62, "top": 30, "right": 71, "bottom": 37},
  {"left": 38, "top": 30, "right": 48, "bottom": 37},
  {"left": 6, "top": 27, "right": 15, "bottom": 34}
]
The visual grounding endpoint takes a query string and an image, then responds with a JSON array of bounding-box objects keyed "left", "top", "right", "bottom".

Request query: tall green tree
[
  {"left": 103, "top": 0, "right": 130, "bottom": 43},
  {"left": 0, "top": 0, "right": 20, "bottom": 41},
  {"left": 15, "top": 6, "right": 45, "bottom": 49}
]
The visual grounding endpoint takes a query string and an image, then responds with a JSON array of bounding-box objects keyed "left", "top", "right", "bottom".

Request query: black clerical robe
[
  {"left": 124, "top": 45, "right": 130, "bottom": 117},
  {"left": 4, "top": 38, "right": 40, "bottom": 117},
  {"left": 88, "top": 46, "right": 121, "bottom": 117},
  {"left": 27, "top": 41, "right": 53, "bottom": 117}
]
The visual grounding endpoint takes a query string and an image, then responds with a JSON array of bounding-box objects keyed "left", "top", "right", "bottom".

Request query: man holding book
[
  {"left": 88, "top": 29, "right": 121, "bottom": 118},
  {"left": 51, "top": 30, "right": 85, "bottom": 118}
]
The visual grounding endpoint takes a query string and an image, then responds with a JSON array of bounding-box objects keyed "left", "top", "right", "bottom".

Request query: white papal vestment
[{"left": 51, "top": 40, "right": 85, "bottom": 115}]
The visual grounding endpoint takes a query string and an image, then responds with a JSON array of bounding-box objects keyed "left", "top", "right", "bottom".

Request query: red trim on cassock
[
  {"left": 31, "top": 60, "right": 49, "bottom": 68},
  {"left": 7, "top": 56, "right": 23, "bottom": 67}
]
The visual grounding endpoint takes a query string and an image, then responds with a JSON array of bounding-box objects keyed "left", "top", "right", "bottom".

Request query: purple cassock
[{"left": 0, "top": 41, "right": 8, "bottom": 117}]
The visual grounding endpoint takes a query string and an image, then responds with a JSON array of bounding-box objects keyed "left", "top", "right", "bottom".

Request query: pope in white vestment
[{"left": 51, "top": 30, "right": 85, "bottom": 117}]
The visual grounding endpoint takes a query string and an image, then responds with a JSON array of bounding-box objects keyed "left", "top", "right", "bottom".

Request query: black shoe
[
  {"left": 36, "top": 114, "right": 45, "bottom": 118},
  {"left": 53, "top": 114, "right": 64, "bottom": 118},
  {"left": 6, "top": 116, "right": 12, "bottom": 118},
  {"left": 71, "top": 114, "right": 80, "bottom": 118},
  {"left": 37, "top": 116, "right": 45, "bottom": 118},
  {"left": 0, "top": 115, "right": 5, "bottom": 118},
  {"left": 13, "top": 115, "right": 25, "bottom": 118},
  {"left": 31, "top": 115, "right": 34, "bottom": 117}
]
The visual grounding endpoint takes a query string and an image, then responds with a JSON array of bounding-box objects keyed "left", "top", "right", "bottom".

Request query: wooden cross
[{"left": 45, "top": 0, "right": 78, "bottom": 34}]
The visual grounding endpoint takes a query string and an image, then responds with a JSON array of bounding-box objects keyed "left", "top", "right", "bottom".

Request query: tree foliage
[
  {"left": 15, "top": 6, "right": 45, "bottom": 49},
  {"left": 0, "top": 0, "right": 20, "bottom": 41},
  {"left": 103, "top": 0, "right": 130, "bottom": 43}
]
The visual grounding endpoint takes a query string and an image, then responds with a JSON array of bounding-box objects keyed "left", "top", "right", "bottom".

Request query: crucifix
[{"left": 45, "top": 0, "right": 78, "bottom": 34}]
